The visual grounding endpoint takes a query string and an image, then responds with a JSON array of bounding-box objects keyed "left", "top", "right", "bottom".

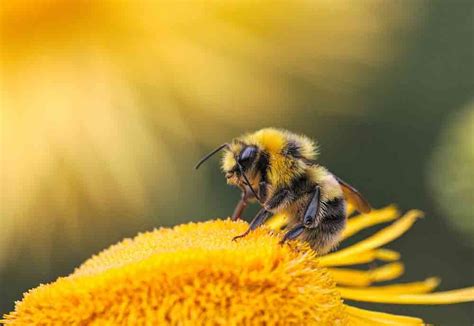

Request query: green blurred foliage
[{"left": 1, "top": 0, "right": 473, "bottom": 323}]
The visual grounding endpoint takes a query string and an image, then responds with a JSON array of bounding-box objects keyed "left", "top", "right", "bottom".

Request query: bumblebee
[{"left": 195, "top": 128, "right": 371, "bottom": 254}]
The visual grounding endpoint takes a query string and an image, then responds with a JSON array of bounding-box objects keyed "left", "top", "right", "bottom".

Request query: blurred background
[{"left": 1, "top": 0, "right": 473, "bottom": 323}]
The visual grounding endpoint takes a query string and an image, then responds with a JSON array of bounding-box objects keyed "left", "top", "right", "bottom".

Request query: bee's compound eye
[{"left": 239, "top": 146, "right": 257, "bottom": 163}]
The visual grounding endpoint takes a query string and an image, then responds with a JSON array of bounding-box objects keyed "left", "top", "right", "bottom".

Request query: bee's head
[
  {"left": 222, "top": 144, "right": 259, "bottom": 184},
  {"left": 195, "top": 141, "right": 261, "bottom": 200}
]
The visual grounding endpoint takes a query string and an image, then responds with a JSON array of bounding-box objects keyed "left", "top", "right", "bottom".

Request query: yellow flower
[{"left": 3, "top": 206, "right": 474, "bottom": 325}]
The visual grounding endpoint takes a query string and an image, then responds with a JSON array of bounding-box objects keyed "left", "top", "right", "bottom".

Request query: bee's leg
[
  {"left": 264, "top": 188, "right": 292, "bottom": 211},
  {"left": 279, "top": 224, "right": 305, "bottom": 244},
  {"left": 303, "top": 186, "right": 321, "bottom": 227},
  {"left": 258, "top": 180, "right": 268, "bottom": 203},
  {"left": 232, "top": 208, "right": 273, "bottom": 241},
  {"left": 231, "top": 186, "right": 255, "bottom": 221}
]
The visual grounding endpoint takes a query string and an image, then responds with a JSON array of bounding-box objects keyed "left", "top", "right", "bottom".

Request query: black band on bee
[
  {"left": 255, "top": 151, "right": 269, "bottom": 175},
  {"left": 290, "top": 175, "right": 312, "bottom": 193},
  {"left": 323, "top": 197, "right": 346, "bottom": 221},
  {"left": 283, "top": 141, "right": 317, "bottom": 166},
  {"left": 284, "top": 140, "right": 301, "bottom": 157},
  {"left": 195, "top": 143, "right": 229, "bottom": 170},
  {"left": 264, "top": 175, "right": 311, "bottom": 212}
]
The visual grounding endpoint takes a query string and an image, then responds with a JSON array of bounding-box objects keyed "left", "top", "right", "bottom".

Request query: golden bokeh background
[{"left": 1, "top": 1, "right": 473, "bottom": 323}]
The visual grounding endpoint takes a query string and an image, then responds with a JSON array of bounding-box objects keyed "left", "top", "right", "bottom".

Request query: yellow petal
[
  {"left": 319, "top": 249, "right": 400, "bottom": 267},
  {"left": 351, "top": 277, "right": 440, "bottom": 294},
  {"left": 339, "top": 277, "right": 440, "bottom": 299},
  {"left": 346, "top": 305, "right": 423, "bottom": 325},
  {"left": 329, "top": 262, "right": 404, "bottom": 287},
  {"left": 322, "top": 210, "right": 423, "bottom": 264},
  {"left": 343, "top": 205, "right": 400, "bottom": 240},
  {"left": 339, "top": 286, "right": 474, "bottom": 304},
  {"left": 375, "top": 249, "right": 401, "bottom": 261}
]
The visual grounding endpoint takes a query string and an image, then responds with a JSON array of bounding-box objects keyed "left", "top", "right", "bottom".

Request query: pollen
[
  {"left": 4, "top": 208, "right": 474, "bottom": 325},
  {"left": 3, "top": 220, "right": 346, "bottom": 325}
]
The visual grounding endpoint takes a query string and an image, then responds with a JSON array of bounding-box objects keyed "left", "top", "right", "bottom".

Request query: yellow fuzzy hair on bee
[
  {"left": 246, "top": 128, "right": 318, "bottom": 159},
  {"left": 222, "top": 128, "right": 318, "bottom": 187}
]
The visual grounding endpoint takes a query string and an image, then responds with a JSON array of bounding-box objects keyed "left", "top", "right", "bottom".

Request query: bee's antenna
[
  {"left": 195, "top": 143, "right": 229, "bottom": 170},
  {"left": 237, "top": 164, "right": 260, "bottom": 201}
]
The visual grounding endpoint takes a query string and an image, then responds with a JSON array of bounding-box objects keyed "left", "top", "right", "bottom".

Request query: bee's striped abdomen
[{"left": 320, "top": 197, "right": 346, "bottom": 232}]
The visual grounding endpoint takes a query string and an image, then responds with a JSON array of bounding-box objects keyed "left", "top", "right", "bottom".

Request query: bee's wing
[{"left": 335, "top": 176, "right": 371, "bottom": 214}]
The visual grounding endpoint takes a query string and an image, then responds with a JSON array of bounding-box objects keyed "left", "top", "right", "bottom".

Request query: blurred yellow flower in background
[
  {"left": 4, "top": 207, "right": 473, "bottom": 325},
  {"left": 429, "top": 101, "right": 474, "bottom": 246},
  {"left": 0, "top": 0, "right": 422, "bottom": 269}
]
